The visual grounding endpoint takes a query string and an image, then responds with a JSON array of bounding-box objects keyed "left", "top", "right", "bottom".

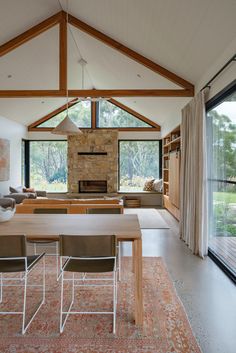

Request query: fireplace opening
[{"left": 79, "top": 180, "right": 107, "bottom": 193}]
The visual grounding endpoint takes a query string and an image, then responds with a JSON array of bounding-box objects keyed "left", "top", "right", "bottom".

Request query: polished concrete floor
[{"left": 122, "top": 209, "right": 236, "bottom": 353}]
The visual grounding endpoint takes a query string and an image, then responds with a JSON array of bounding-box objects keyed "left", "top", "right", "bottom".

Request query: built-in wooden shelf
[
  {"left": 163, "top": 136, "right": 181, "bottom": 147},
  {"left": 162, "top": 125, "right": 181, "bottom": 220}
]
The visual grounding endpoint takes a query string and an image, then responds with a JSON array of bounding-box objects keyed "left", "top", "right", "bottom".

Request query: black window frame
[
  {"left": 118, "top": 139, "right": 162, "bottom": 192},
  {"left": 36, "top": 101, "right": 93, "bottom": 129},
  {"left": 206, "top": 80, "right": 236, "bottom": 284},
  {"left": 23, "top": 139, "right": 68, "bottom": 193},
  {"left": 96, "top": 101, "right": 156, "bottom": 129}
]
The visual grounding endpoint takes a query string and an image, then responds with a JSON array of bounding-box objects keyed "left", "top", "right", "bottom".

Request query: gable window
[
  {"left": 37, "top": 101, "right": 91, "bottom": 128},
  {"left": 25, "top": 140, "right": 68, "bottom": 193},
  {"left": 97, "top": 100, "right": 152, "bottom": 128},
  {"left": 119, "top": 140, "right": 161, "bottom": 191},
  {"left": 29, "top": 98, "right": 160, "bottom": 131}
]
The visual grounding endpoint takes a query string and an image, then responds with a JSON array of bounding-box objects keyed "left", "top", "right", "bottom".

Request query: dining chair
[
  {"left": 59, "top": 234, "right": 117, "bottom": 334},
  {"left": 86, "top": 207, "right": 122, "bottom": 281},
  {"left": 0, "top": 235, "right": 45, "bottom": 334},
  {"left": 28, "top": 208, "right": 68, "bottom": 279}
]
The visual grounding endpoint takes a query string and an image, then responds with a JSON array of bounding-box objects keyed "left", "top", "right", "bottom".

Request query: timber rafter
[{"left": 0, "top": 11, "right": 194, "bottom": 98}]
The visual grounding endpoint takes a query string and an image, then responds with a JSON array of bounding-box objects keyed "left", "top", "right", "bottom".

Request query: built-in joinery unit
[{"left": 162, "top": 125, "right": 181, "bottom": 220}]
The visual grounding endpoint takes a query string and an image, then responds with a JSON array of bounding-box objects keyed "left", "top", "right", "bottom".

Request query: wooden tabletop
[{"left": 0, "top": 214, "right": 141, "bottom": 241}]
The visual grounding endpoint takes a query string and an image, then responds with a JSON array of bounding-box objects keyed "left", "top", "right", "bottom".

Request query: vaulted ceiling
[{"left": 0, "top": 0, "right": 235, "bottom": 131}]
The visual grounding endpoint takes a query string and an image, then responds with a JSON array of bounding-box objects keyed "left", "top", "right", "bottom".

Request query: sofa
[
  {"left": 4, "top": 186, "right": 47, "bottom": 204},
  {"left": 0, "top": 197, "right": 16, "bottom": 222},
  {"left": 16, "top": 198, "right": 124, "bottom": 214}
]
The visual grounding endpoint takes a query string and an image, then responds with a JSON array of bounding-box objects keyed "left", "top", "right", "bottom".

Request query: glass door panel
[{"left": 207, "top": 88, "right": 236, "bottom": 277}]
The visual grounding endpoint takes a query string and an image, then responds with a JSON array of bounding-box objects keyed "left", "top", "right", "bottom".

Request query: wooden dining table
[{"left": 0, "top": 213, "right": 143, "bottom": 325}]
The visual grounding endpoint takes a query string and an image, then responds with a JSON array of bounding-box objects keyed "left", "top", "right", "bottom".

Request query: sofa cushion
[
  {"left": 36, "top": 190, "right": 47, "bottom": 197},
  {"left": 5, "top": 193, "right": 28, "bottom": 204},
  {"left": 143, "top": 179, "right": 155, "bottom": 191},
  {"left": 27, "top": 192, "right": 37, "bottom": 199},
  {"left": 0, "top": 198, "right": 16, "bottom": 209},
  {"left": 23, "top": 187, "right": 35, "bottom": 193},
  {"left": 152, "top": 179, "right": 163, "bottom": 192}
]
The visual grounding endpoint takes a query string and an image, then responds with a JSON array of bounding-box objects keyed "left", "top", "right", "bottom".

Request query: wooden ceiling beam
[
  {"left": 0, "top": 90, "right": 65, "bottom": 97},
  {"left": 0, "top": 89, "right": 193, "bottom": 98},
  {"left": 59, "top": 12, "right": 67, "bottom": 91},
  {"left": 0, "top": 11, "right": 194, "bottom": 96},
  {"left": 0, "top": 12, "right": 63, "bottom": 57},
  {"left": 68, "top": 89, "right": 193, "bottom": 97},
  {"left": 68, "top": 13, "right": 194, "bottom": 93}
]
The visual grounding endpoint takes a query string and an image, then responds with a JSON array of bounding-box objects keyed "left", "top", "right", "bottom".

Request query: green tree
[
  {"left": 30, "top": 141, "right": 67, "bottom": 192},
  {"left": 208, "top": 109, "right": 236, "bottom": 181},
  {"left": 99, "top": 101, "right": 151, "bottom": 127},
  {"left": 38, "top": 101, "right": 91, "bottom": 128}
]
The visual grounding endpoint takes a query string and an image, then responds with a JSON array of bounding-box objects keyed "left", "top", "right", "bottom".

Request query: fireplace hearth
[{"left": 79, "top": 180, "right": 107, "bottom": 193}]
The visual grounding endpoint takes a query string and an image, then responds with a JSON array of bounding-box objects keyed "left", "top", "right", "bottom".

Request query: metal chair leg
[
  {"left": 0, "top": 273, "right": 2, "bottom": 303},
  {"left": 113, "top": 270, "right": 117, "bottom": 334},
  {"left": 22, "top": 256, "right": 46, "bottom": 334},
  {"left": 118, "top": 242, "right": 121, "bottom": 281}
]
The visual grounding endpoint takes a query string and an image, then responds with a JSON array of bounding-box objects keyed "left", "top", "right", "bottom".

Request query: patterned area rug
[{"left": 0, "top": 257, "right": 201, "bottom": 353}]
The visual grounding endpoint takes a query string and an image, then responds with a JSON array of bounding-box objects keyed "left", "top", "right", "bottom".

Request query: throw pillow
[
  {"left": 27, "top": 192, "right": 37, "bottom": 199},
  {"left": 23, "top": 187, "right": 35, "bottom": 193},
  {"left": 143, "top": 179, "right": 155, "bottom": 191},
  {"left": 9, "top": 186, "right": 24, "bottom": 193},
  {"left": 153, "top": 179, "right": 163, "bottom": 192}
]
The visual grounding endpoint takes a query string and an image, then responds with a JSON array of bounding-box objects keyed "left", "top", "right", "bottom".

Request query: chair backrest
[
  {"left": 34, "top": 208, "right": 68, "bottom": 214},
  {"left": 86, "top": 208, "right": 122, "bottom": 214},
  {"left": 0, "top": 235, "right": 26, "bottom": 257},
  {"left": 59, "top": 234, "right": 117, "bottom": 257}
]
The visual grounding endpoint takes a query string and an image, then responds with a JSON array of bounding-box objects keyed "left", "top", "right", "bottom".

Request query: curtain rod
[{"left": 201, "top": 54, "right": 236, "bottom": 91}]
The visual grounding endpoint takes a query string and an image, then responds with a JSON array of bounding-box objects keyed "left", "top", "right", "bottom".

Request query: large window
[
  {"left": 98, "top": 101, "right": 153, "bottom": 128},
  {"left": 119, "top": 140, "right": 161, "bottom": 191},
  {"left": 37, "top": 101, "right": 91, "bottom": 128},
  {"left": 207, "top": 83, "right": 236, "bottom": 279},
  {"left": 28, "top": 141, "right": 67, "bottom": 192}
]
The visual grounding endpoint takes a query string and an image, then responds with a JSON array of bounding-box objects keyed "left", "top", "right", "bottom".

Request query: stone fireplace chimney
[{"left": 68, "top": 130, "right": 118, "bottom": 194}]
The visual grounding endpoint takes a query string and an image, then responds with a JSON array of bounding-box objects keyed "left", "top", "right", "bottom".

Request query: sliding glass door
[{"left": 207, "top": 83, "right": 236, "bottom": 279}]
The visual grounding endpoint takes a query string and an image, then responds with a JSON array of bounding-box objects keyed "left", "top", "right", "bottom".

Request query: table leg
[
  {"left": 133, "top": 238, "right": 143, "bottom": 326},
  {"left": 132, "top": 241, "right": 135, "bottom": 273}
]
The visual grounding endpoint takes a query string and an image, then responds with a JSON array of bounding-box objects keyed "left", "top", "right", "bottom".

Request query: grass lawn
[{"left": 214, "top": 192, "right": 236, "bottom": 203}]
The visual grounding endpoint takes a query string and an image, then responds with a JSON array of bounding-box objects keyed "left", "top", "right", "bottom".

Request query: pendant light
[
  {"left": 71, "top": 59, "right": 110, "bottom": 103},
  {"left": 52, "top": 0, "right": 82, "bottom": 136}
]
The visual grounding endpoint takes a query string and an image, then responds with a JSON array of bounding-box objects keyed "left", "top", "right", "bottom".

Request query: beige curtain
[{"left": 180, "top": 90, "right": 208, "bottom": 258}]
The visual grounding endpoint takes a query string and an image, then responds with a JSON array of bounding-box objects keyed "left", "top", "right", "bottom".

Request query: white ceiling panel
[
  {"left": 0, "top": 98, "right": 67, "bottom": 126},
  {"left": 0, "top": 0, "right": 60, "bottom": 45},
  {"left": 68, "top": 26, "right": 181, "bottom": 89},
  {"left": 117, "top": 97, "right": 191, "bottom": 126},
  {"left": 0, "top": 26, "right": 59, "bottom": 90},
  {"left": 59, "top": 0, "right": 236, "bottom": 84}
]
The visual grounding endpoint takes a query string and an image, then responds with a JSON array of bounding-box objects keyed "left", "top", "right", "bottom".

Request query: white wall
[
  {"left": 0, "top": 116, "right": 27, "bottom": 195},
  {"left": 28, "top": 130, "right": 161, "bottom": 140},
  {"left": 161, "top": 40, "right": 236, "bottom": 137},
  {"left": 196, "top": 38, "right": 236, "bottom": 101}
]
